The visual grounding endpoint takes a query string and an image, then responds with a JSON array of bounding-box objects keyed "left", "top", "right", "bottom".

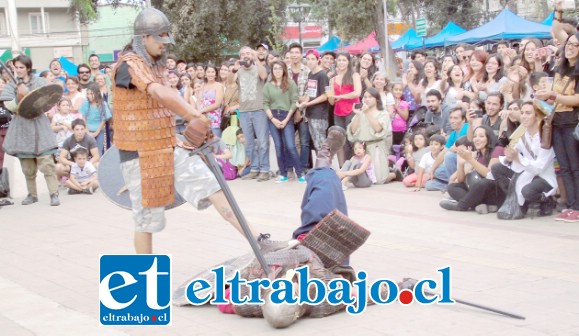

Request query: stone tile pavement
[{"left": 0, "top": 178, "right": 578, "bottom": 335}]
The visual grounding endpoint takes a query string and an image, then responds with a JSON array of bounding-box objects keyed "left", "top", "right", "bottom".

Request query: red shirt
[{"left": 333, "top": 82, "right": 360, "bottom": 117}]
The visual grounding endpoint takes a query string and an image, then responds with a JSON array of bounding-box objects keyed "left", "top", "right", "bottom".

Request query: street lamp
[{"left": 287, "top": 2, "right": 311, "bottom": 46}]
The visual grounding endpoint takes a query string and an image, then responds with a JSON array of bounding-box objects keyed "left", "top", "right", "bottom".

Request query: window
[
  {"left": 29, "top": 12, "right": 49, "bottom": 34},
  {"left": 0, "top": 12, "right": 6, "bottom": 36}
]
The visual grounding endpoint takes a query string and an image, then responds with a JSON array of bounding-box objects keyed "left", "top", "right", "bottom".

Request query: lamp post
[{"left": 287, "top": 2, "right": 311, "bottom": 46}]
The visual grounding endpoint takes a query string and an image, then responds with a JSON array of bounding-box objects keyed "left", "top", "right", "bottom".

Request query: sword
[
  {"left": 189, "top": 139, "right": 270, "bottom": 277},
  {"left": 406, "top": 278, "right": 526, "bottom": 320}
]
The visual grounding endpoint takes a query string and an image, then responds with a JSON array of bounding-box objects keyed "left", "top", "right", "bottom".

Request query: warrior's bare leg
[
  {"left": 134, "top": 232, "right": 152, "bottom": 254},
  {"left": 209, "top": 191, "right": 258, "bottom": 238}
]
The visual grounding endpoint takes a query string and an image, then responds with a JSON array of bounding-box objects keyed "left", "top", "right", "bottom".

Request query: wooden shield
[{"left": 17, "top": 84, "right": 63, "bottom": 119}]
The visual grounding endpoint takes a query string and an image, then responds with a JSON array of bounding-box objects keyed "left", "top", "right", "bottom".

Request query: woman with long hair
[
  {"left": 537, "top": 6, "right": 579, "bottom": 221},
  {"left": 94, "top": 73, "right": 113, "bottom": 148},
  {"left": 346, "top": 87, "right": 394, "bottom": 184},
  {"left": 440, "top": 65, "right": 475, "bottom": 107},
  {"left": 490, "top": 101, "right": 558, "bottom": 217},
  {"left": 520, "top": 39, "right": 543, "bottom": 74},
  {"left": 328, "top": 52, "right": 362, "bottom": 165},
  {"left": 440, "top": 125, "right": 504, "bottom": 213},
  {"left": 480, "top": 54, "right": 508, "bottom": 99},
  {"left": 263, "top": 61, "right": 304, "bottom": 183},
  {"left": 465, "top": 50, "right": 488, "bottom": 98},
  {"left": 221, "top": 62, "right": 240, "bottom": 122},
  {"left": 80, "top": 82, "right": 112, "bottom": 155},
  {"left": 63, "top": 76, "right": 85, "bottom": 116},
  {"left": 197, "top": 64, "right": 224, "bottom": 137},
  {"left": 419, "top": 59, "right": 441, "bottom": 104},
  {"left": 356, "top": 52, "right": 378, "bottom": 98},
  {"left": 371, "top": 72, "right": 394, "bottom": 113},
  {"left": 402, "top": 60, "right": 423, "bottom": 110}
]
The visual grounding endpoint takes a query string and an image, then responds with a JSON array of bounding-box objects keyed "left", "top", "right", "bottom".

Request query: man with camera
[{"left": 236, "top": 46, "right": 270, "bottom": 182}]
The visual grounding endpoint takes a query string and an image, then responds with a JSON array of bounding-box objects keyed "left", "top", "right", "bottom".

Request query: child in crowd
[
  {"left": 529, "top": 71, "right": 548, "bottom": 96},
  {"left": 410, "top": 134, "right": 446, "bottom": 191},
  {"left": 338, "top": 141, "right": 376, "bottom": 190},
  {"left": 65, "top": 147, "right": 98, "bottom": 194},
  {"left": 51, "top": 98, "right": 74, "bottom": 148},
  {"left": 403, "top": 132, "right": 430, "bottom": 182},
  {"left": 232, "top": 129, "right": 251, "bottom": 178}
]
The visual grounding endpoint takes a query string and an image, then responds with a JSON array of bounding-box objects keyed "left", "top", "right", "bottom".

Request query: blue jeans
[
  {"left": 93, "top": 130, "right": 105, "bottom": 156},
  {"left": 238, "top": 110, "right": 270, "bottom": 173},
  {"left": 268, "top": 110, "right": 302, "bottom": 177},
  {"left": 553, "top": 125, "right": 579, "bottom": 210},
  {"left": 425, "top": 165, "right": 450, "bottom": 191},
  {"left": 285, "top": 118, "right": 310, "bottom": 173},
  {"left": 444, "top": 151, "right": 458, "bottom": 177}
]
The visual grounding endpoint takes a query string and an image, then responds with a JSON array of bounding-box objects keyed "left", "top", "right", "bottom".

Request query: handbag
[
  {"left": 220, "top": 86, "right": 239, "bottom": 131},
  {"left": 538, "top": 77, "right": 572, "bottom": 149},
  {"left": 465, "top": 170, "right": 483, "bottom": 190},
  {"left": 497, "top": 172, "right": 524, "bottom": 220},
  {"left": 217, "top": 158, "right": 237, "bottom": 180}
]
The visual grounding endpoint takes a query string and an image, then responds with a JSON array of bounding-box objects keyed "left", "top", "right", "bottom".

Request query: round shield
[
  {"left": 17, "top": 84, "right": 63, "bottom": 119},
  {"left": 98, "top": 145, "right": 185, "bottom": 210}
]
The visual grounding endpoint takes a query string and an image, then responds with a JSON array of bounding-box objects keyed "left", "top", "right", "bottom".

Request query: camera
[
  {"left": 239, "top": 60, "right": 252, "bottom": 67},
  {"left": 537, "top": 47, "right": 552, "bottom": 58}
]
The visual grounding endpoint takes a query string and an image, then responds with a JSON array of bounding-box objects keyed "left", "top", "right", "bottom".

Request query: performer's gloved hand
[
  {"left": 183, "top": 116, "right": 212, "bottom": 148},
  {"left": 16, "top": 83, "right": 30, "bottom": 102}
]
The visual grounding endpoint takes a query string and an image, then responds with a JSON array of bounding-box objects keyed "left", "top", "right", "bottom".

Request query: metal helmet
[{"left": 133, "top": 7, "right": 175, "bottom": 44}]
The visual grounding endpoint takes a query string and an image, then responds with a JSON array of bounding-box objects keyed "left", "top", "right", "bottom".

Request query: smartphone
[
  {"left": 354, "top": 102, "right": 363, "bottom": 110},
  {"left": 537, "top": 47, "right": 553, "bottom": 58},
  {"left": 470, "top": 110, "right": 483, "bottom": 118}
]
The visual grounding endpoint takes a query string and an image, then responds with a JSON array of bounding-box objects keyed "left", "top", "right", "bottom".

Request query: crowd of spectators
[{"left": 0, "top": 4, "right": 577, "bottom": 222}]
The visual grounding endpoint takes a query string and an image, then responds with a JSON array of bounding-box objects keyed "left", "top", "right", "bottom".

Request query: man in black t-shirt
[
  {"left": 298, "top": 50, "right": 330, "bottom": 152},
  {"left": 56, "top": 119, "right": 100, "bottom": 178}
]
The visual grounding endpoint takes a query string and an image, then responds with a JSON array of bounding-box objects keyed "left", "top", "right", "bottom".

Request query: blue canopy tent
[
  {"left": 317, "top": 36, "right": 347, "bottom": 52},
  {"left": 391, "top": 28, "right": 421, "bottom": 51},
  {"left": 445, "top": 9, "right": 552, "bottom": 46},
  {"left": 542, "top": 12, "right": 554, "bottom": 26},
  {"left": 405, "top": 22, "right": 466, "bottom": 50}
]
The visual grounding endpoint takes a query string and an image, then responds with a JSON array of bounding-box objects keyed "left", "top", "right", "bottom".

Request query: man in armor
[
  {"left": 112, "top": 7, "right": 261, "bottom": 254},
  {"left": 0, "top": 55, "right": 60, "bottom": 206}
]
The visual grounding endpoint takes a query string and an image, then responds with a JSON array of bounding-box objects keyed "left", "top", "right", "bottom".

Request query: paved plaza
[{"left": 0, "top": 178, "right": 578, "bottom": 336}]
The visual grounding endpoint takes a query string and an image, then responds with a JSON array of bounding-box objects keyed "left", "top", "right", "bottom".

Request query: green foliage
[
  {"left": 307, "top": 0, "right": 377, "bottom": 41},
  {"left": 423, "top": 0, "right": 482, "bottom": 34},
  {"left": 162, "top": 0, "right": 288, "bottom": 62},
  {"left": 68, "top": 0, "right": 99, "bottom": 23}
]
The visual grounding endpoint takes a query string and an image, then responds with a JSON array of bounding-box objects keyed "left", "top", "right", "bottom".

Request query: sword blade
[
  {"left": 422, "top": 288, "right": 526, "bottom": 320},
  {"left": 196, "top": 144, "right": 270, "bottom": 277}
]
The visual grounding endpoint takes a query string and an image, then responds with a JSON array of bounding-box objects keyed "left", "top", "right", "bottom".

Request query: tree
[
  {"left": 422, "top": 0, "right": 482, "bottom": 34},
  {"left": 69, "top": 0, "right": 288, "bottom": 62},
  {"left": 162, "top": 0, "right": 288, "bottom": 62}
]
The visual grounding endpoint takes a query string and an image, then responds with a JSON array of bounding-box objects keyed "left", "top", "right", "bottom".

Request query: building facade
[{"left": 0, "top": 0, "right": 86, "bottom": 70}]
